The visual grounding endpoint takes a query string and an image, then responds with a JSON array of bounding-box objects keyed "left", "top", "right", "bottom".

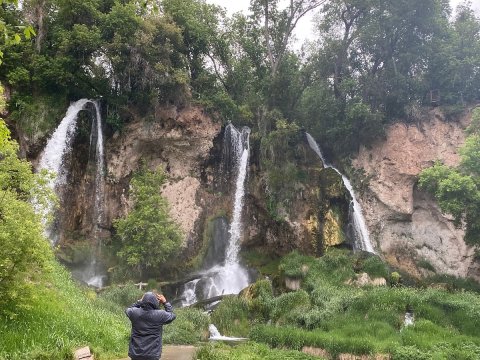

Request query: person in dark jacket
[{"left": 125, "top": 291, "right": 176, "bottom": 360}]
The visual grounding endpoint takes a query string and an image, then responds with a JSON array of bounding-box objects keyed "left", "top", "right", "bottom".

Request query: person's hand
[{"left": 156, "top": 294, "right": 167, "bottom": 304}]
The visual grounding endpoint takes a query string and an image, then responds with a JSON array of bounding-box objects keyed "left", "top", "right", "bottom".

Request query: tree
[
  {"left": 419, "top": 108, "right": 480, "bottom": 246},
  {"left": 113, "top": 166, "right": 182, "bottom": 279},
  {"left": 0, "top": 99, "right": 52, "bottom": 315},
  {"left": 250, "top": 0, "right": 327, "bottom": 77}
]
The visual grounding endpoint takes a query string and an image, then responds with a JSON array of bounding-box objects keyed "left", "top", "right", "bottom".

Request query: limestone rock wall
[
  {"left": 352, "top": 109, "right": 479, "bottom": 280},
  {"left": 104, "top": 106, "right": 221, "bottom": 249},
  {"left": 56, "top": 104, "right": 222, "bottom": 259}
]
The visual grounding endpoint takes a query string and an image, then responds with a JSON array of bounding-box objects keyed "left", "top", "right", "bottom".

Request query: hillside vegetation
[
  {"left": 199, "top": 249, "right": 480, "bottom": 359},
  {"left": 0, "top": 0, "right": 479, "bottom": 358}
]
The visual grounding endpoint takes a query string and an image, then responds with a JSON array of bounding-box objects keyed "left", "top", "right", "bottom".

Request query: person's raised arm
[{"left": 156, "top": 294, "right": 176, "bottom": 324}]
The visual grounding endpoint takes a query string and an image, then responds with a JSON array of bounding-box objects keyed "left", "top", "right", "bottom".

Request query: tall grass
[
  {"left": 231, "top": 250, "right": 480, "bottom": 359},
  {"left": 0, "top": 263, "right": 130, "bottom": 360},
  {"left": 0, "top": 262, "right": 211, "bottom": 360},
  {"left": 196, "top": 341, "right": 322, "bottom": 360}
]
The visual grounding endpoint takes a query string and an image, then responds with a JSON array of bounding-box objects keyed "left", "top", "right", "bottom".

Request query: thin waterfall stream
[
  {"left": 306, "top": 133, "right": 375, "bottom": 253},
  {"left": 37, "top": 99, "right": 107, "bottom": 286},
  {"left": 181, "top": 124, "right": 251, "bottom": 306}
]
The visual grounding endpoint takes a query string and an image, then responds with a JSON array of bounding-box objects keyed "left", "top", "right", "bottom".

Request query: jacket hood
[{"left": 142, "top": 292, "right": 159, "bottom": 309}]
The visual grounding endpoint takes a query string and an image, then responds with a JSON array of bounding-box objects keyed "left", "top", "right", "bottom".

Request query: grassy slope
[
  {"left": 0, "top": 263, "right": 130, "bottom": 360},
  {"left": 204, "top": 249, "right": 480, "bottom": 360},
  {"left": 0, "top": 262, "right": 209, "bottom": 360}
]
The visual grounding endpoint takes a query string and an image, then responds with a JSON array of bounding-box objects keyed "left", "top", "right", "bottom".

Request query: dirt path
[{"left": 118, "top": 345, "right": 197, "bottom": 360}]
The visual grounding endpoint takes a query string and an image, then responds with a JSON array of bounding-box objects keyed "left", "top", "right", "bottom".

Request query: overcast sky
[{"left": 206, "top": 0, "right": 480, "bottom": 49}]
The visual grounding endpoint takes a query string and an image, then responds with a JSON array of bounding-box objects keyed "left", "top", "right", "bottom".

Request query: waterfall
[
  {"left": 37, "top": 99, "right": 91, "bottom": 241},
  {"left": 306, "top": 133, "right": 375, "bottom": 253},
  {"left": 181, "top": 124, "right": 251, "bottom": 306},
  {"left": 92, "top": 101, "right": 105, "bottom": 236},
  {"left": 37, "top": 99, "right": 107, "bottom": 286}
]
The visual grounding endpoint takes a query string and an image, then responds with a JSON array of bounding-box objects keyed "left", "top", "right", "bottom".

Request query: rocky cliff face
[
  {"left": 55, "top": 104, "right": 222, "bottom": 268},
  {"left": 352, "top": 109, "right": 480, "bottom": 280},
  {"left": 244, "top": 132, "right": 351, "bottom": 256}
]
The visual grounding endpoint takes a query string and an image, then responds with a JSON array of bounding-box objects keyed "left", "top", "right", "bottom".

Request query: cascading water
[
  {"left": 181, "top": 124, "right": 251, "bottom": 305},
  {"left": 92, "top": 101, "right": 105, "bottom": 236},
  {"left": 37, "top": 99, "right": 107, "bottom": 286},
  {"left": 306, "top": 133, "right": 375, "bottom": 253},
  {"left": 208, "top": 324, "right": 247, "bottom": 342},
  {"left": 37, "top": 99, "right": 91, "bottom": 240}
]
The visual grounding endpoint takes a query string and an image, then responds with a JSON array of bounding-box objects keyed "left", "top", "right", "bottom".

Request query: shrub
[
  {"left": 163, "top": 307, "right": 209, "bottom": 344},
  {"left": 211, "top": 296, "right": 250, "bottom": 337},
  {"left": 361, "top": 255, "right": 390, "bottom": 278},
  {"left": 97, "top": 283, "right": 144, "bottom": 308}
]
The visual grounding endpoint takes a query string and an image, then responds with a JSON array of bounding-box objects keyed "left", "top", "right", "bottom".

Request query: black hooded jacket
[{"left": 125, "top": 292, "right": 176, "bottom": 360}]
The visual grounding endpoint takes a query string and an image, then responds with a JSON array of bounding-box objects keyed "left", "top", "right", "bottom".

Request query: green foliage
[
  {"left": 113, "top": 165, "right": 182, "bottom": 278},
  {"left": 163, "top": 307, "right": 210, "bottom": 345},
  {"left": 360, "top": 255, "right": 390, "bottom": 279},
  {"left": 279, "top": 250, "right": 317, "bottom": 279},
  {"left": 0, "top": 263, "right": 129, "bottom": 359},
  {"left": 260, "top": 120, "right": 306, "bottom": 219},
  {"left": 210, "top": 296, "right": 250, "bottom": 337},
  {"left": 0, "top": 117, "right": 54, "bottom": 315},
  {"left": 9, "top": 94, "right": 67, "bottom": 143},
  {"left": 250, "top": 325, "right": 376, "bottom": 357},
  {"left": 196, "top": 342, "right": 321, "bottom": 360},
  {"left": 419, "top": 108, "right": 480, "bottom": 246},
  {"left": 216, "top": 251, "right": 480, "bottom": 359},
  {"left": 417, "top": 259, "right": 436, "bottom": 273},
  {"left": 97, "top": 283, "right": 144, "bottom": 309}
]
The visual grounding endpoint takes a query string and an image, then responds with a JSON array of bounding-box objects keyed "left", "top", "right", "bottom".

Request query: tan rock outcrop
[
  {"left": 352, "top": 109, "right": 479, "bottom": 280},
  {"left": 104, "top": 105, "right": 221, "bottom": 246}
]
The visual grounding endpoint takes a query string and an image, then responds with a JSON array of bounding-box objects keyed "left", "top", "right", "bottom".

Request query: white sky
[{"left": 206, "top": 0, "right": 480, "bottom": 49}]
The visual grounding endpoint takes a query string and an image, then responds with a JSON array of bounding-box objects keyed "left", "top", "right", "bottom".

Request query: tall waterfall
[
  {"left": 37, "top": 99, "right": 107, "bottom": 286},
  {"left": 37, "top": 99, "right": 91, "bottom": 241},
  {"left": 306, "top": 133, "right": 375, "bottom": 253},
  {"left": 181, "top": 124, "right": 251, "bottom": 305},
  {"left": 92, "top": 101, "right": 105, "bottom": 236}
]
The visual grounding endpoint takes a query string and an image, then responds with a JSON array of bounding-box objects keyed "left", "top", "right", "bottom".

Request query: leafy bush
[
  {"left": 270, "top": 290, "right": 311, "bottom": 325},
  {"left": 279, "top": 251, "right": 317, "bottom": 279},
  {"left": 250, "top": 325, "right": 375, "bottom": 357},
  {"left": 361, "top": 255, "right": 390, "bottom": 278},
  {"left": 163, "top": 307, "right": 209, "bottom": 345},
  {"left": 0, "top": 119, "right": 54, "bottom": 316},
  {"left": 211, "top": 296, "right": 250, "bottom": 337},
  {"left": 391, "top": 346, "right": 431, "bottom": 360}
]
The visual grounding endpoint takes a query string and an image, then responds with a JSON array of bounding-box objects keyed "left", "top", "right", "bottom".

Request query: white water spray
[
  {"left": 38, "top": 99, "right": 91, "bottom": 185},
  {"left": 182, "top": 125, "right": 251, "bottom": 305},
  {"left": 208, "top": 324, "right": 247, "bottom": 342},
  {"left": 306, "top": 133, "right": 375, "bottom": 253}
]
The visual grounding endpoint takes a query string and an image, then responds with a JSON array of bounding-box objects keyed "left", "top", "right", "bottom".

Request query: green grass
[
  {"left": 0, "top": 263, "right": 130, "bottom": 360},
  {"left": 163, "top": 307, "right": 210, "bottom": 344},
  {"left": 210, "top": 296, "right": 251, "bottom": 337},
  {"left": 221, "top": 250, "right": 480, "bottom": 359},
  {"left": 196, "top": 341, "right": 323, "bottom": 360},
  {"left": 0, "top": 262, "right": 211, "bottom": 360}
]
